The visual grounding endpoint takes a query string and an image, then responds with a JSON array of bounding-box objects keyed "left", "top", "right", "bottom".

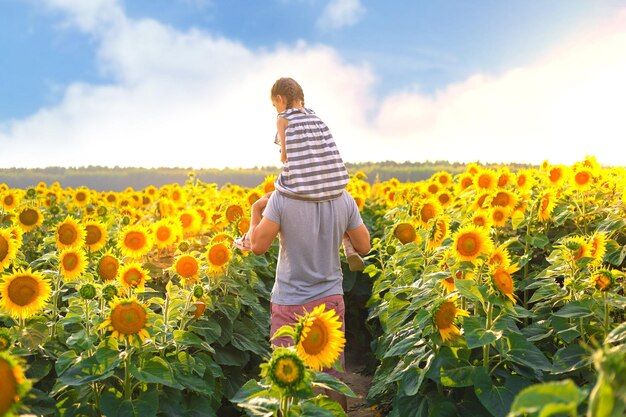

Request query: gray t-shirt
[{"left": 262, "top": 190, "right": 364, "bottom": 305}]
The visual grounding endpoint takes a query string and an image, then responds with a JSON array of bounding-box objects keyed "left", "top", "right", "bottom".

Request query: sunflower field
[{"left": 2, "top": 156, "right": 626, "bottom": 417}]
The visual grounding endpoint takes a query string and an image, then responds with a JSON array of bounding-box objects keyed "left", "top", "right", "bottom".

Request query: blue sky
[{"left": 1, "top": 0, "right": 626, "bottom": 168}]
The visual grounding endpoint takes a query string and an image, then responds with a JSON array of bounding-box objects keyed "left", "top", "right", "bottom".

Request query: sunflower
[
  {"left": 415, "top": 199, "right": 441, "bottom": 228},
  {"left": 491, "top": 264, "right": 518, "bottom": 304},
  {"left": 0, "top": 268, "right": 52, "bottom": 319},
  {"left": 491, "top": 190, "right": 518, "bottom": 210},
  {"left": 206, "top": 242, "right": 232, "bottom": 276},
  {"left": 179, "top": 209, "right": 202, "bottom": 236},
  {"left": 118, "top": 225, "right": 153, "bottom": 259},
  {"left": 98, "top": 251, "right": 120, "bottom": 282},
  {"left": 490, "top": 206, "right": 510, "bottom": 228},
  {"left": 571, "top": 167, "right": 594, "bottom": 191},
  {"left": 295, "top": 304, "right": 345, "bottom": 371},
  {"left": 174, "top": 254, "right": 200, "bottom": 285},
  {"left": 475, "top": 169, "right": 498, "bottom": 191},
  {"left": 84, "top": 220, "right": 108, "bottom": 252},
  {"left": 497, "top": 168, "right": 514, "bottom": 188},
  {"left": 100, "top": 297, "right": 151, "bottom": 344},
  {"left": 0, "top": 352, "right": 31, "bottom": 417},
  {"left": 0, "top": 329, "right": 11, "bottom": 351},
  {"left": 209, "top": 232, "right": 235, "bottom": 246},
  {"left": 0, "top": 191, "right": 20, "bottom": 211},
  {"left": 17, "top": 206, "right": 43, "bottom": 232},
  {"left": 515, "top": 169, "right": 534, "bottom": 192},
  {"left": 117, "top": 262, "right": 150, "bottom": 292},
  {"left": 427, "top": 216, "right": 449, "bottom": 251},
  {"left": 237, "top": 217, "right": 250, "bottom": 236},
  {"left": 56, "top": 216, "right": 86, "bottom": 250},
  {"left": 456, "top": 173, "right": 474, "bottom": 192},
  {"left": 246, "top": 190, "right": 262, "bottom": 206},
  {"left": 537, "top": 192, "right": 556, "bottom": 222},
  {"left": 436, "top": 191, "right": 453, "bottom": 208},
  {"left": 72, "top": 188, "right": 90, "bottom": 207},
  {"left": 563, "top": 236, "right": 593, "bottom": 262},
  {"left": 436, "top": 171, "right": 453, "bottom": 188},
  {"left": 261, "top": 348, "right": 307, "bottom": 394},
  {"left": 394, "top": 222, "right": 417, "bottom": 244},
  {"left": 152, "top": 218, "right": 181, "bottom": 249},
  {"left": 58, "top": 248, "right": 87, "bottom": 281},
  {"left": 225, "top": 202, "right": 246, "bottom": 224},
  {"left": 0, "top": 229, "right": 18, "bottom": 272},
  {"left": 487, "top": 246, "right": 512, "bottom": 268},
  {"left": 589, "top": 232, "right": 607, "bottom": 266},
  {"left": 452, "top": 224, "right": 493, "bottom": 262},
  {"left": 471, "top": 192, "right": 491, "bottom": 211},
  {"left": 547, "top": 165, "right": 568, "bottom": 187},
  {"left": 470, "top": 210, "right": 493, "bottom": 229},
  {"left": 432, "top": 297, "right": 470, "bottom": 342},
  {"left": 591, "top": 269, "right": 614, "bottom": 291},
  {"left": 263, "top": 175, "right": 277, "bottom": 194},
  {"left": 426, "top": 181, "right": 440, "bottom": 196}
]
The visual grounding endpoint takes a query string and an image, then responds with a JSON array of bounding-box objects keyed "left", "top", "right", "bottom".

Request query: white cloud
[
  {"left": 1, "top": 1, "right": 626, "bottom": 169},
  {"left": 317, "top": 0, "right": 365, "bottom": 30}
]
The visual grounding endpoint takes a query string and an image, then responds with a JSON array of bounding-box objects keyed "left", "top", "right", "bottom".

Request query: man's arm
[
  {"left": 346, "top": 224, "right": 370, "bottom": 255},
  {"left": 248, "top": 193, "right": 280, "bottom": 255}
]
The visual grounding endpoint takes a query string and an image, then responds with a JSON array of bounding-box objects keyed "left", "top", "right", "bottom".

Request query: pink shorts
[{"left": 270, "top": 294, "right": 345, "bottom": 377}]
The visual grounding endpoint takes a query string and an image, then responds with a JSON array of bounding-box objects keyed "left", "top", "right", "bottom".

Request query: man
[{"left": 247, "top": 189, "right": 371, "bottom": 410}]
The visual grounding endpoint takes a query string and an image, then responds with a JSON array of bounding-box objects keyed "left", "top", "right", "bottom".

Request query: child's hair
[{"left": 271, "top": 78, "right": 305, "bottom": 108}]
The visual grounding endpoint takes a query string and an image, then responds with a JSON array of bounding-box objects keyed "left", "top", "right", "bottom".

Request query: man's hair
[{"left": 271, "top": 77, "right": 305, "bottom": 108}]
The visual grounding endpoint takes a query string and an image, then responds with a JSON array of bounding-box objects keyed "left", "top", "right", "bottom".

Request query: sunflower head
[
  {"left": 79, "top": 283, "right": 97, "bottom": 300},
  {"left": 100, "top": 297, "right": 151, "bottom": 345},
  {"left": 537, "top": 192, "right": 556, "bottom": 222},
  {"left": 102, "top": 284, "right": 119, "bottom": 301},
  {"left": 261, "top": 347, "right": 308, "bottom": 394},
  {"left": 98, "top": 251, "right": 120, "bottom": 282},
  {"left": 431, "top": 296, "right": 470, "bottom": 343},
  {"left": 393, "top": 222, "right": 417, "bottom": 245},
  {"left": 452, "top": 224, "right": 494, "bottom": 263},
  {"left": 562, "top": 236, "right": 593, "bottom": 263},
  {"left": 0, "top": 228, "right": 19, "bottom": 272},
  {"left": 491, "top": 265, "right": 518, "bottom": 304},
  {"left": 206, "top": 242, "right": 232, "bottom": 276},
  {"left": 0, "top": 329, "right": 11, "bottom": 351},
  {"left": 17, "top": 206, "right": 43, "bottom": 232},
  {"left": 56, "top": 216, "right": 86, "bottom": 250},
  {"left": 590, "top": 233, "right": 607, "bottom": 266},
  {"left": 591, "top": 269, "right": 615, "bottom": 292},
  {"left": 152, "top": 219, "right": 182, "bottom": 249},
  {"left": 58, "top": 248, "right": 87, "bottom": 282},
  {"left": 0, "top": 352, "right": 31, "bottom": 417},
  {"left": 84, "top": 220, "right": 108, "bottom": 252},
  {"left": 174, "top": 254, "right": 200, "bottom": 285},
  {"left": 427, "top": 216, "right": 449, "bottom": 251},
  {"left": 294, "top": 304, "right": 346, "bottom": 371},
  {"left": 118, "top": 225, "right": 153, "bottom": 259},
  {"left": 117, "top": 262, "right": 150, "bottom": 292},
  {"left": 0, "top": 268, "right": 52, "bottom": 319}
]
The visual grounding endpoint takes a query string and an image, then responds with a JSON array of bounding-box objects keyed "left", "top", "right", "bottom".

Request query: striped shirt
[{"left": 274, "top": 108, "right": 350, "bottom": 201}]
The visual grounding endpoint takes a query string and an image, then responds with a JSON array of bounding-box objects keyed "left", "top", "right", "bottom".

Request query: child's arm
[{"left": 277, "top": 116, "right": 288, "bottom": 164}]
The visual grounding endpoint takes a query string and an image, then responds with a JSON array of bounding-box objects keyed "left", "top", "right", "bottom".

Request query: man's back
[{"left": 262, "top": 190, "right": 363, "bottom": 305}]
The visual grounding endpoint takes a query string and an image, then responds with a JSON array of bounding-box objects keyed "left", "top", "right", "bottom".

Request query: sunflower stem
[
  {"left": 483, "top": 302, "right": 493, "bottom": 370},
  {"left": 603, "top": 293, "right": 610, "bottom": 339},
  {"left": 123, "top": 342, "right": 133, "bottom": 400}
]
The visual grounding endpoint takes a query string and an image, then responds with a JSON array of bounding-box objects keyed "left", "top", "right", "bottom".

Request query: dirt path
[{"left": 344, "top": 361, "right": 382, "bottom": 417}]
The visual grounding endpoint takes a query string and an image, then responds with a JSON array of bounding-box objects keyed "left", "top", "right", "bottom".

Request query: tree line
[{"left": 0, "top": 161, "right": 535, "bottom": 191}]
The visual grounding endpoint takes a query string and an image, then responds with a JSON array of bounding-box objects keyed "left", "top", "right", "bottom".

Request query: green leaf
[
  {"left": 473, "top": 368, "right": 528, "bottom": 417},
  {"left": 232, "top": 317, "right": 270, "bottom": 357},
  {"left": 464, "top": 316, "right": 502, "bottom": 349},
  {"left": 312, "top": 371, "right": 356, "bottom": 397},
  {"left": 604, "top": 240, "right": 626, "bottom": 266},
  {"left": 528, "top": 234, "right": 550, "bottom": 249},
  {"left": 606, "top": 321, "right": 626, "bottom": 344},
  {"left": 505, "top": 333, "right": 553, "bottom": 372},
  {"left": 301, "top": 395, "right": 347, "bottom": 417},
  {"left": 455, "top": 279, "right": 486, "bottom": 308},
  {"left": 129, "top": 356, "right": 183, "bottom": 389},
  {"left": 552, "top": 345, "right": 589, "bottom": 374},
  {"left": 230, "top": 379, "right": 270, "bottom": 404},
  {"left": 597, "top": 217, "right": 626, "bottom": 233},
  {"left": 114, "top": 389, "right": 159, "bottom": 417},
  {"left": 553, "top": 299, "right": 596, "bottom": 318},
  {"left": 213, "top": 345, "right": 249, "bottom": 366},
  {"left": 173, "top": 329, "right": 214, "bottom": 353},
  {"left": 58, "top": 347, "right": 121, "bottom": 386},
  {"left": 508, "top": 379, "right": 579, "bottom": 417},
  {"left": 189, "top": 318, "right": 222, "bottom": 344}
]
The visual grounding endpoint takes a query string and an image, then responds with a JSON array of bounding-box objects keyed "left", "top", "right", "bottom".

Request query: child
[{"left": 234, "top": 77, "right": 365, "bottom": 271}]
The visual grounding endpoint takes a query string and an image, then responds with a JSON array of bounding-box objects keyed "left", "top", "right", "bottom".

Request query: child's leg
[{"left": 342, "top": 233, "right": 364, "bottom": 271}]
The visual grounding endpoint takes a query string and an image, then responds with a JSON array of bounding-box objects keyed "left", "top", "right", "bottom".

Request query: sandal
[{"left": 233, "top": 234, "right": 251, "bottom": 251}]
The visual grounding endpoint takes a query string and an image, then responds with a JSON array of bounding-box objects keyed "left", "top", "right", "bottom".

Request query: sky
[{"left": 1, "top": 0, "right": 626, "bottom": 169}]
